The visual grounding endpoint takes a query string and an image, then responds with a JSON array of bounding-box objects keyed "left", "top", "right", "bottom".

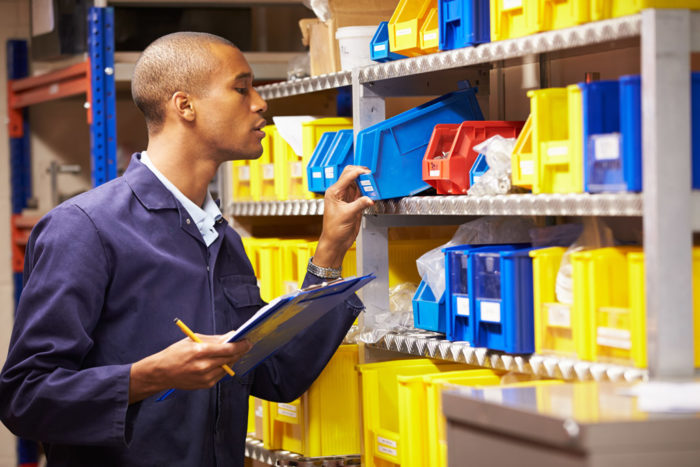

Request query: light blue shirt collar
[{"left": 139, "top": 151, "right": 222, "bottom": 247}]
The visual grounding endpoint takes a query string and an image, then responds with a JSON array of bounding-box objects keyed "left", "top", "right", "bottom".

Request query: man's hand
[
  {"left": 129, "top": 334, "right": 251, "bottom": 403},
  {"left": 313, "top": 165, "right": 374, "bottom": 269}
]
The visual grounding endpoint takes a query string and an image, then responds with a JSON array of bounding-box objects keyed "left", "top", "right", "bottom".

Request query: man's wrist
[{"left": 307, "top": 257, "right": 342, "bottom": 279}]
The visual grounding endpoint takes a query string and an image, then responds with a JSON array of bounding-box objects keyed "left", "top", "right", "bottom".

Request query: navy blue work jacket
[{"left": 0, "top": 154, "right": 363, "bottom": 466}]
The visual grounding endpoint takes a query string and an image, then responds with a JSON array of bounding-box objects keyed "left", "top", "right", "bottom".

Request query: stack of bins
[
  {"left": 584, "top": 73, "right": 699, "bottom": 193},
  {"left": 470, "top": 245, "right": 537, "bottom": 353},
  {"left": 307, "top": 129, "right": 355, "bottom": 194},
  {"left": 398, "top": 369, "right": 503, "bottom": 467},
  {"left": 263, "top": 345, "right": 362, "bottom": 457},
  {"left": 389, "top": 0, "right": 439, "bottom": 56},
  {"left": 571, "top": 247, "right": 700, "bottom": 368},
  {"left": 422, "top": 120, "right": 525, "bottom": 194},
  {"left": 511, "top": 85, "right": 584, "bottom": 193},
  {"left": 489, "top": 0, "right": 589, "bottom": 42},
  {"left": 438, "top": 0, "right": 490, "bottom": 51},
  {"left": 356, "top": 87, "right": 484, "bottom": 200},
  {"left": 530, "top": 247, "right": 595, "bottom": 361},
  {"left": 295, "top": 118, "right": 353, "bottom": 199},
  {"left": 358, "top": 359, "right": 469, "bottom": 467}
]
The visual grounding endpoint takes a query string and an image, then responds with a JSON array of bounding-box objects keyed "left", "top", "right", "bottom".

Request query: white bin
[{"left": 335, "top": 25, "right": 377, "bottom": 71}]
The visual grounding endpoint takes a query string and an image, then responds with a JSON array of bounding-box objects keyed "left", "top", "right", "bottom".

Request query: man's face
[{"left": 194, "top": 43, "right": 268, "bottom": 162}]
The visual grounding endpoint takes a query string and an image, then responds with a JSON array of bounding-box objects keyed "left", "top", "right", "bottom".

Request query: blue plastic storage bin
[
  {"left": 355, "top": 86, "right": 484, "bottom": 200},
  {"left": 438, "top": 0, "right": 490, "bottom": 51},
  {"left": 412, "top": 279, "right": 447, "bottom": 333},
  {"left": 471, "top": 246, "right": 535, "bottom": 354},
  {"left": 320, "top": 129, "right": 354, "bottom": 189},
  {"left": 307, "top": 131, "right": 337, "bottom": 193},
  {"left": 370, "top": 21, "right": 407, "bottom": 63},
  {"left": 469, "top": 153, "right": 489, "bottom": 187},
  {"left": 585, "top": 73, "right": 700, "bottom": 193}
]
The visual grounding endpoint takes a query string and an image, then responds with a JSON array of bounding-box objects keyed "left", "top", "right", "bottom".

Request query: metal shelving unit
[
  {"left": 368, "top": 330, "right": 647, "bottom": 383},
  {"left": 245, "top": 438, "right": 361, "bottom": 466},
  {"left": 236, "top": 10, "right": 700, "bottom": 382}
]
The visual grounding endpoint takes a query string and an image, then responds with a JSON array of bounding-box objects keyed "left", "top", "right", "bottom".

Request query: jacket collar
[{"left": 124, "top": 153, "right": 178, "bottom": 211}]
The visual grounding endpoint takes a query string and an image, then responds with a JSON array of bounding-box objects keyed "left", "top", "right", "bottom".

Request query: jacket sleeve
[
  {"left": 0, "top": 204, "right": 131, "bottom": 446},
  {"left": 250, "top": 272, "right": 364, "bottom": 402}
]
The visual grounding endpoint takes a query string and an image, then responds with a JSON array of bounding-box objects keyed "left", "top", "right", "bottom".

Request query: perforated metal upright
[{"left": 87, "top": 6, "right": 117, "bottom": 186}]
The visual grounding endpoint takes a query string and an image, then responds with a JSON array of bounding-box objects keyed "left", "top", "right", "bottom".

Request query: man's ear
[{"left": 171, "top": 91, "right": 195, "bottom": 122}]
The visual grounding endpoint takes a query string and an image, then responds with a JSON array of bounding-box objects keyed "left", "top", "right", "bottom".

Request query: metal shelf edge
[
  {"left": 245, "top": 437, "right": 361, "bottom": 466},
  {"left": 367, "top": 331, "right": 648, "bottom": 383}
]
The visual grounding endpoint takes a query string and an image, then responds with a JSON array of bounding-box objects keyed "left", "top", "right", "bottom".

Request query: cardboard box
[{"left": 300, "top": 0, "right": 399, "bottom": 76}]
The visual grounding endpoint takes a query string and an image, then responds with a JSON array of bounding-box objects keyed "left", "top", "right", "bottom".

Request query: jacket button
[{"left": 186, "top": 218, "right": 191, "bottom": 224}]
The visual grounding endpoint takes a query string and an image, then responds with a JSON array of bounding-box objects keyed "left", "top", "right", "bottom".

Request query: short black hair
[{"left": 131, "top": 32, "right": 237, "bottom": 133}]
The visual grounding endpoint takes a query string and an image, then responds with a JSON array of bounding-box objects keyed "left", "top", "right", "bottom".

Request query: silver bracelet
[{"left": 307, "top": 257, "right": 342, "bottom": 279}]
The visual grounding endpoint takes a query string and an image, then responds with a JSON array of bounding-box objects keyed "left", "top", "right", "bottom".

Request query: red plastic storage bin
[{"left": 422, "top": 121, "right": 525, "bottom": 194}]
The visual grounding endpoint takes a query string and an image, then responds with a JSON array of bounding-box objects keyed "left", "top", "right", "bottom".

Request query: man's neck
[{"left": 145, "top": 134, "right": 218, "bottom": 207}]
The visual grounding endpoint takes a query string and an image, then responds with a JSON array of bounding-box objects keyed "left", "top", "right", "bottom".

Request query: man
[{"left": 0, "top": 32, "right": 372, "bottom": 466}]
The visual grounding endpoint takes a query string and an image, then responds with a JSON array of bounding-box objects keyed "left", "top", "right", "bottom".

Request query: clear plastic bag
[
  {"left": 416, "top": 216, "right": 537, "bottom": 299},
  {"left": 467, "top": 135, "right": 517, "bottom": 196},
  {"left": 357, "top": 283, "right": 418, "bottom": 344},
  {"left": 555, "top": 218, "right": 614, "bottom": 304}
]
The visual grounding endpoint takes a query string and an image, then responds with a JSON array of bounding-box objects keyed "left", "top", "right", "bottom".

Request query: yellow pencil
[{"left": 174, "top": 318, "right": 235, "bottom": 377}]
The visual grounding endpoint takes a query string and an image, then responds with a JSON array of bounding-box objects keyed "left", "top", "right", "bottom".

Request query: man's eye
[{"left": 235, "top": 88, "right": 249, "bottom": 95}]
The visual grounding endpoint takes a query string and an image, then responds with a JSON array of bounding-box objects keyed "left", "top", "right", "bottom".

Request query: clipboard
[{"left": 226, "top": 273, "right": 375, "bottom": 376}]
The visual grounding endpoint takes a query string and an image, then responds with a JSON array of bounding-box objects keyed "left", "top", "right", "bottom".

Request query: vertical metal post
[
  {"left": 7, "top": 40, "right": 31, "bottom": 214},
  {"left": 642, "top": 9, "right": 693, "bottom": 379},
  {"left": 352, "top": 69, "right": 391, "bottom": 325},
  {"left": 87, "top": 6, "right": 117, "bottom": 186}
]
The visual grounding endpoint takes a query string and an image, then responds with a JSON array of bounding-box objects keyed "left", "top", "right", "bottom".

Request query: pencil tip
[{"left": 173, "top": 317, "right": 179, "bottom": 323}]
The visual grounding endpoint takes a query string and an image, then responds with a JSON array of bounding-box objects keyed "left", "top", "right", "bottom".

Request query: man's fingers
[{"left": 332, "top": 165, "right": 370, "bottom": 191}]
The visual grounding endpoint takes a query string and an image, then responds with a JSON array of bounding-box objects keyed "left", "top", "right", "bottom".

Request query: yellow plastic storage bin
[
  {"left": 575, "top": 247, "right": 700, "bottom": 368},
  {"left": 511, "top": 114, "right": 534, "bottom": 189},
  {"left": 358, "top": 359, "right": 469, "bottom": 467},
  {"left": 269, "top": 127, "right": 300, "bottom": 201},
  {"left": 388, "top": 238, "right": 447, "bottom": 286},
  {"left": 389, "top": 0, "right": 438, "bottom": 56},
  {"left": 419, "top": 6, "right": 439, "bottom": 53},
  {"left": 264, "top": 345, "right": 362, "bottom": 457},
  {"left": 398, "top": 369, "right": 503, "bottom": 467},
  {"left": 530, "top": 246, "right": 595, "bottom": 360},
  {"left": 279, "top": 239, "right": 313, "bottom": 294},
  {"left": 296, "top": 118, "right": 353, "bottom": 200},
  {"left": 231, "top": 160, "right": 255, "bottom": 201},
  {"left": 591, "top": 0, "right": 700, "bottom": 22},
  {"left": 249, "top": 125, "right": 279, "bottom": 201},
  {"left": 251, "top": 239, "right": 283, "bottom": 302},
  {"left": 490, "top": 0, "right": 590, "bottom": 42},
  {"left": 528, "top": 85, "right": 584, "bottom": 194}
]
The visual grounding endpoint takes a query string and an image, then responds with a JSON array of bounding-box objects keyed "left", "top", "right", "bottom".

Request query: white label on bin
[
  {"left": 360, "top": 180, "right": 373, "bottom": 186},
  {"left": 312, "top": 171, "right": 322, "bottom": 179},
  {"left": 481, "top": 387, "right": 503, "bottom": 405},
  {"left": 430, "top": 169, "right": 440, "bottom": 177},
  {"left": 503, "top": 0, "right": 523, "bottom": 10},
  {"left": 520, "top": 160, "right": 534, "bottom": 175},
  {"left": 547, "top": 145, "right": 568, "bottom": 157},
  {"left": 547, "top": 303, "right": 571, "bottom": 328},
  {"left": 255, "top": 405, "right": 263, "bottom": 418},
  {"left": 456, "top": 296, "right": 470, "bottom": 317},
  {"left": 325, "top": 167, "right": 335, "bottom": 179},
  {"left": 291, "top": 161, "right": 303, "bottom": 178},
  {"left": 597, "top": 327, "right": 632, "bottom": 350},
  {"left": 397, "top": 28, "right": 412, "bottom": 37},
  {"left": 238, "top": 165, "right": 250, "bottom": 181},
  {"left": 377, "top": 436, "right": 397, "bottom": 449},
  {"left": 377, "top": 444, "right": 398, "bottom": 457},
  {"left": 277, "top": 403, "right": 298, "bottom": 419},
  {"left": 594, "top": 133, "right": 621, "bottom": 161},
  {"left": 374, "top": 44, "right": 387, "bottom": 52},
  {"left": 480, "top": 301, "right": 501, "bottom": 323},
  {"left": 262, "top": 164, "right": 274, "bottom": 180},
  {"left": 424, "top": 32, "right": 437, "bottom": 42}
]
